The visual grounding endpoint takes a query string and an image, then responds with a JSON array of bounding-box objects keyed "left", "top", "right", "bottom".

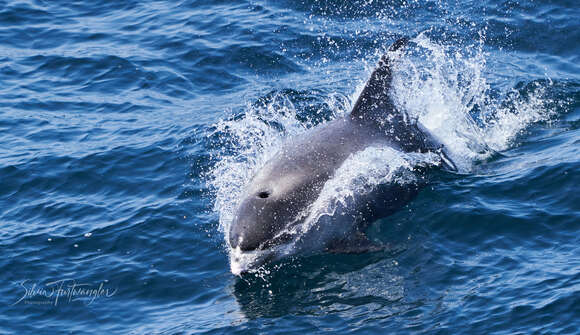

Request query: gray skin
[{"left": 229, "top": 38, "right": 454, "bottom": 253}]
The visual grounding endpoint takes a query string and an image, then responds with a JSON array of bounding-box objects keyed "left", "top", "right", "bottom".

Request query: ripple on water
[{"left": 0, "top": 0, "right": 578, "bottom": 334}]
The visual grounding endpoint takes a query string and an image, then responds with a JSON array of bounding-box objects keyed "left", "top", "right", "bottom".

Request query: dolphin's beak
[
  {"left": 229, "top": 246, "right": 277, "bottom": 276},
  {"left": 229, "top": 231, "right": 261, "bottom": 252},
  {"left": 229, "top": 214, "right": 268, "bottom": 252}
]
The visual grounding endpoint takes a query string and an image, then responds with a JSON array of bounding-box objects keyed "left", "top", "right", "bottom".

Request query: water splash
[
  {"left": 207, "top": 36, "right": 555, "bottom": 274},
  {"left": 393, "top": 33, "right": 556, "bottom": 172},
  {"left": 286, "top": 146, "right": 440, "bottom": 239},
  {"left": 208, "top": 95, "right": 312, "bottom": 238}
]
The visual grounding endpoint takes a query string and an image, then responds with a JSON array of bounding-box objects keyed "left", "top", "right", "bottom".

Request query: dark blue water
[{"left": 1, "top": 0, "right": 578, "bottom": 334}]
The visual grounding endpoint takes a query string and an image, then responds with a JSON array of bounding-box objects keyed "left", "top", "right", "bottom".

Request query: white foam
[{"left": 392, "top": 34, "right": 554, "bottom": 172}]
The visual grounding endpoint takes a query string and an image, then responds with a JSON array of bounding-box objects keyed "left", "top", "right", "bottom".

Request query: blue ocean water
[{"left": 0, "top": 0, "right": 579, "bottom": 334}]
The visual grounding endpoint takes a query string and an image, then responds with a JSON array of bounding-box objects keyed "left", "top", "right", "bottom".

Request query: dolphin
[{"left": 228, "top": 37, "right": 455, "bottom": 271}]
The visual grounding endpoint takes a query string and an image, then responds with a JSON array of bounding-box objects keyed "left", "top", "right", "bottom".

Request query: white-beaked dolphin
[{"left": 228, "top": 37, "right": 456, "bottom": 273}]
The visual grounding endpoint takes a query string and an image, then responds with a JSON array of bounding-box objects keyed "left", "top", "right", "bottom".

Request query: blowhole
[{"left": 257, "top": 191, "right": 270, "bottom": 199}]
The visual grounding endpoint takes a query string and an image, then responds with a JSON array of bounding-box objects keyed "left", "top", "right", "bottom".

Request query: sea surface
[{"left": 0, "top": 0, "right": 578, "bottom": 334}]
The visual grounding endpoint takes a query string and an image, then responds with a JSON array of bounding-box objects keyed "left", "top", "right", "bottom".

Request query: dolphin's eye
[{"left": 257, "top": 191, "right": 270, "bottom": 199}]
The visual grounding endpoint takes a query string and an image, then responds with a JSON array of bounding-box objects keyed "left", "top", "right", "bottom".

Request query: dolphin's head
[
  {"left": 228, "top": 152, "right": 328, "bottom": 252},
  {"left": 229, "top": 193, "right": 293, "bottom": 252}
]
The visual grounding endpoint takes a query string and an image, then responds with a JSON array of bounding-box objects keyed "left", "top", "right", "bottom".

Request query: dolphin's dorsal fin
[{"left": 350, "top": 37, "right": 409, "bottom": 122}]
